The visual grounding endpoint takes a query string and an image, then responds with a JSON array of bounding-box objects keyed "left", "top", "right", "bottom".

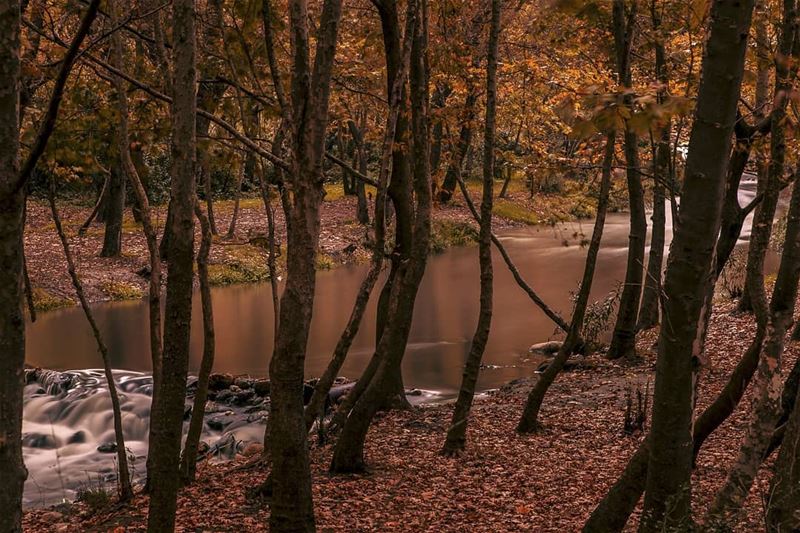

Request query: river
[{"left": 20, "top": 179, "right": 774, "bottom": 506}]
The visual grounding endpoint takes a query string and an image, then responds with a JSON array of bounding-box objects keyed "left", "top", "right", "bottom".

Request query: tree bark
[
  {"left": 266, "top": 0, "right": 344, "bottom": 529},
  {"left": 607, "top": 0, "right": 646, "bottom": 359},
  {"left": 330, "top": 0, "right": 430, "bottom": 474},
  {"left": 146, "top": 0, "right": 197, "bottom": 528},
  {"left": 100, "top": 160, "right": 125, "bottom": 257},
  {"left": 181, "top": 201, "right": 214, "bottom": 483},
  {"left": 638, "top": 0, "right": 755, "bottom": 529},
  {"left": 48, "top": 183, "right": 133, "bottom": 501},
  {"left": 0, "top": 3, "right": 26, "bottom": 529},
  {"left": 637, "top": 1, "right": 669, "bottom": 331},
  {"left": 441, "top": 0, "right": 500, "bottom": 455},
  {"left": 517, "top": 133, "right": 615, "bottom": 433}
]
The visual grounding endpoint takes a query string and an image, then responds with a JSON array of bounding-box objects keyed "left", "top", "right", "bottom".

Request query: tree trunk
[
  {"left": 0, "top": 3, "right": 26, "bottom": 527},
  {"left": 517, "top": 132, "right": 615, "bottom": 433},
  {"left": 330, "top": 0, "right": 429, "bottom": 474},
  {"left": 607, "top": 0, "right": 646, "bottom": 360},
  {"left": 638, "top": 0, "right": 755, "bottom": 529},
  {"left": 100, "top": 160, "right": 125, "bottom": 257},
  {"left": 637, "top": 4, "right": 669, "bottom": 331},
  {"left": 181, "top": 202, "right": 214, "bottom": 483},
  {"left": 146, "top": 0, "right": 197, "bottom": 529},
  {"left": 267, "top": 0, "right": 344, "bottom": 529},
  {"left": 710, "top": 178, "right": 800, "bottom": 529},
  {"left": 48, "top": 184, "right": 133, "bottom": 501},
  {"left": 441, "top": 0, "right": 500, "bottom": 455}
]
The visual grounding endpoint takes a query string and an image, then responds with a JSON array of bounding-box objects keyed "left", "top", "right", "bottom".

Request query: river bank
[
  {"left": 23, "top": 299, "right": 785, "bottom": 532},
  {"left": 24, "top": 180, "right": 615, "bottom": 311}
]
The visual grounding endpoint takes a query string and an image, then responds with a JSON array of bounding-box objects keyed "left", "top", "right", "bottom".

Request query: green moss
[
  {"left": 100, "top": 280, "right": 143, "bottom": 301},
  {"left": 429, "top": 219, "right": 479, "bottom": 253},
  {"left": 32, "top": 287, "right": 74, "bottom": 312},
  {"left": 207, "top": 244, "right": 271, "bottom": 286},
  {"left": 493, "top": 199, "right": 539, "bottom": 225}
]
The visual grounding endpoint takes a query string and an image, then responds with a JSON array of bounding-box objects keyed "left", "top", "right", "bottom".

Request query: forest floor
[
  {"left": 23, "top": 178, "right": 619, "bottom": 312},
  {"left": 23, "top": 299, "right": 786, "bottom": 532}
]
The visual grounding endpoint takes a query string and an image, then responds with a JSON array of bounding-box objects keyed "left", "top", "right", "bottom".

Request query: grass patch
[
  {"left": 100, "top": 280, "right": 143, "bottom": 301},
  {"left": 76, "top": 487, "right": 112, "bottom": 514},
  {"left": 324, "top": 182, "right": 346, "bottom": 202},
  {"left": 32, "top": 287, "right": 74, "bottom": 312},
  {"left": 493, "top": 199, "right": 539, "bottom": 225},
  {"left": 430, "top": 219, "right": 479, "bottom": 253},
  {"left": 316, "top": 253, "right": 336, "bottom": 270},
  {"left": 207, "top": 245, "right": 270, "bottom": 286}
]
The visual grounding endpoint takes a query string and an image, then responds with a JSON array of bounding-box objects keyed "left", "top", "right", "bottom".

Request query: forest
[{"left": 3, "top": 0, "right": 800, "bottom": 530}]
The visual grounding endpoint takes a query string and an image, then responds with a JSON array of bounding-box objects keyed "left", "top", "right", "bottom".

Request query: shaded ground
[{"left": 23, "top": 299, "right": 788, "bottom": 531}]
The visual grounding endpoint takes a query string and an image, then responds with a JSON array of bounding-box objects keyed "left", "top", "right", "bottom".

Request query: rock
[
  {"left": 22, "top": 433, "right": 57, "bottom": 449},
  {"left": 529, "top": 341, "right": 563, "bottom": 356},
  {"left": 342, "top": 243, "right": 358, "bottom": 254},
  {"left": 215, "top": 389, "right": 234, "bottom": 403},
  {"left": 240, "top": 442, "right": 263, "bottom": 457},
  {"left": 208, "top": 373, "right": 234, "bottom": 391},
  {"left": 252, "top": 379, "right": 270, "bottom": 397},
  {"left": 135, "top": 265, "right": 151, "bottom": 278},
  {"left": 207, "top": 413, "right": 237, "bottom": 431},
  {"left": 67, "top": 431, "right": 86, "bottom": 444},
  {"left": 329, "top": 382, "right": 355, "bottom": 404},
  {"left": 231, "top": 389, "right": 255, "bottom": 405},
  {"left": 234, "top": 377, "right": 253, "bottom": 390},
  {"left": 406, "top": 388, "right": 423, "bottom": 396},
  {"left": 96, "top": 442, "right": 118, "bottom": 453},
  {"left": 197, "top": 440, "right": 211, "bottom": 456}
]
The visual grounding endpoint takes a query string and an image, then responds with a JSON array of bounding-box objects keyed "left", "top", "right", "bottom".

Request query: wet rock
[
  {"left": 208, "top": 373, "right": 234, "bottom": 391},
  {"left": 22, "top": 433, "right": 58, "bottom": 449},
  {"left": 231, "top": 389, "right": 255, "bottom": 405},
  {"left": 209, "top": 434, "right": 240, "bottom": 459},
  {"left": 529, "top": 341, "right": 563, "bottom": 355},
  {"left": 96, "top": 442, "right": 118, "bottom": 453},
  {"left": 252, "top": 379, "right": 270, "bottom": 397},
  {"left": 67, "top": 431, "right": 86, "bottom": 444},
  {"left": 406, "top": 388, "right": 423, "bottom": 396},
  {"left": 234, "top": 377, "right": 252, "bottom": 390},
  {"left": 215, "top": 389, "right": 234, "bottom": 403},
  {"left": 329, "top": 383, "right": 355, "bottom": 405},
  {"left": 207, "top": 413, "right": 237, "bottom": 431}
]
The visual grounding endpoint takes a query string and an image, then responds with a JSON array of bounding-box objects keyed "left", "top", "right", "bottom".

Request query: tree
[
  {"left": 638, "top": 0, "right": 755, "bottom": 528},
  {"left": 606, "top": 0, "right": 647, "bottom": 360},
  {"left": 266, "top": 0, "right": 345, "bottom": 528},
  {"left": 146, "top": 0, "right": 197, "bottom": 529},
  {"left": 0, "top": 3, "right": 26, "bottom": 530},
  {"left": 441, "top": 0, "right": 499, "bottom": 455},
  {"left": 330, "top": 0, "right": 432, "bottom": 474}
]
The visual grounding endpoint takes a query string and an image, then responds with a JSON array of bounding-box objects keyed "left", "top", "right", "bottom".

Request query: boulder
[
  {"left": 208, "top": 373, "right": 234, "bottom": 391},
  {"left": 96, "top": 442, "right": 118, "bottom": 453},
  {"left": 529, "top": 341, "right": 563, "bottom": 356},
  {"left": 67, "top": 431, "right": 86, "bottom": 444},
  {"left": 22, "top": 433, "right": 57, "bottom": 449},
  {"left": 253, "top": 379, "right": 270, "bottom": 397}
]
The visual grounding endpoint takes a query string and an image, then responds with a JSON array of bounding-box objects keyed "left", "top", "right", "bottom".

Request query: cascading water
[{"left": 22, "top": 368, "right": 267, "bottom": 508}]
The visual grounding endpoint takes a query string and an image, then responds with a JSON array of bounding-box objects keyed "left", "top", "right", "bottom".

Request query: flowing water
[{"left": 21, "top": 179, "right": 775, "bottom": 506}]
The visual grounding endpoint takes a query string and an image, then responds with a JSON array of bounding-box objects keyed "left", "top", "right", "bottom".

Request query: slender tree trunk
[
  {"left": 267, "top": 0, "right": 344, "bottom": 529},
  {"left": 181, "top": 201, "right": 214, "bottom": 483},
  {"left": 707, "top": 181, "right": 800, "bottom": 529},
  {"left": 638, "top": 0, "right": 755, "bottom": 529},
  {"left": 517, "top": 132, "right": 615, "bottom": 433},
  {"left": 330, "top": 0, "right": 429, "bottom": 474},
  {"left": 48, "top": 183, "right": 133, "bottom": 501},
  {"left": 607, "top": 0, "right": 646, "bottom": 359},
  {"left": 100, "top": 160, "right": 125, "bottom": 257},
  {"left": 147, "top": 0, "right": 197, "bottom": 528},
  {"left": 0, "top": 3, "right": 26, "bottom": 528},
  {"left": 441, "top": 0, "right": 500, "bottom": 455},
  {"left": 638, "top": 4, "right": 669, "bottom": 331}
]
